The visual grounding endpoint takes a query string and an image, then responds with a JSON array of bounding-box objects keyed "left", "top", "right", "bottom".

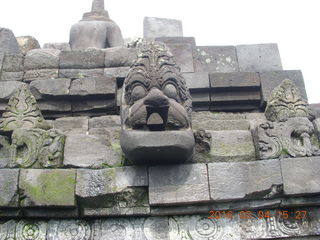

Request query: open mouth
[{"left": 146, "top": 106, "right": 168, "bottom": 131}]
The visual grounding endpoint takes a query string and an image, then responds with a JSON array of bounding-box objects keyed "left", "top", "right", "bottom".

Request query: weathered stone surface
[
  {"left": 314, "top": 118, "right": 320, "bottom": 140},
  {"left": 54, "top": 116, "right": 89, "bottom": 134},
  {"left": 37, "top": 100, "right": 72, "bottom": 112},
  {"left": 43, "top": 42, "right": 71, "bottom": 51},
  {"left": 169, "top": 215, "right": 240, "bottom": 240},
  {"left": 281, "top": 195, "right": 320, "bottom": 208},
  {"left": 260, "top": 70, "right": 308, "bottom": 104},
  {"left": 149, "top": 164, "right": 210, "bottom": 205},
  {"left": 104, "top": 66, "right": 129, "bottom": 79},
  {"left": 2, "top": 54, "right": 24, "bottom": 72},
  {"left": 0, "top": 28, "right": 21, "bottom": 54},
  {"left": 208, "top": 159, "right": 283, "bottom": 201},
  {"left": 265, "top": 79, "right": 312, "bottom": 122},
  {"left": 70, "top": 76, "right": 116, "bottom": 96},
  {"left": 16, "top": 36, "right": 40, "bottom": 54},
  {"left": 0, "top": 135, "right": 11, "bottom": 168},
  {"left": 143, "top": 17, "right": 183, "bottom": 39},
  {"left": 23, "top": 208, "right": 78, "bottom": 218},
  {"left": 60, "top": 50, "right": 105, "bottom": 69},
  {"left": 0, "top": 71, "right": 24, "bottom": 81},
  {"left": 30, "top": 78, "right": 71, "bottom": 99},
  {"left": 0, "top": 84, "right": 49, "bottom": 131},
  {"left": 236, "top": 43, "right": 283, "bottom": 71},
  {"left": 0, "top": 169, "right": 19, "bottom": 207},
  {"left": 15, "top": 220, "right": 47, "bottom": 240},
  {"left": 194, "top": 46, "right": 238, "bottom": 72},
  {"left": 76, "top": 167, "right": 148, "bottom": 215},
  {"left": 281, "top": 156, "right": 320, "bottom": 196},
  {"left": 183, "top": 72, "right": 210, "bottom": 89},
  {"left": 23, "top": 69, "right": 59, "bottom": 81},
  {"left": 89, "top": 115, "right": 121, "bottom": 129},
  {"left": 19, "top": 169, "right": 76, "bottom": 207},
  {"left": 164, "top": 43, "right": 194, "bottom": 73},
  {"left": 72, "top": 99, "right": 116, "bottom": 112},
  {"left": 151, "top": 204, "right": 210, "bottom": 216},
  {"left": 209, "top": 130, "right": 256, "bottom": 162},
  {"left": 104, "top": 47, "right": 137, "bottom": 68},
  {"left": 47, "top": 220, "right": 91, "bottom": 240},
  {"left": 64, "top": 134, "right": 122, "bottom": 168},
  {"left": 210, "top": 72, "right": 260, "bottom": 88},
  {"left": 59, "top": 68, "right": 104, "bottom": 79},
  {"left": 24, "top": 49, "right": 60, "bottom": 70},
  {"left": 155, "top": 36, "right": 196, "bottom": 46},
  {"left": 121, "top": 41, "right": 194, "bottom": 165}
]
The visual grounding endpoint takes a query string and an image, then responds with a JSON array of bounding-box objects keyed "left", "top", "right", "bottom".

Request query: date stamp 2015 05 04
[{"left": 208, "top": 210, "right": 308, "bottom": 220}]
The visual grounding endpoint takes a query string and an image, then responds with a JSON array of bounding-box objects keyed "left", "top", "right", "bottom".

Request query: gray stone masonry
[
  {"left": 236, "top": 43, "right": 283, "bottom": 71},
  {"left": 281, "top": 156, "right": 320, "bottom": 196},
  {"left": 53, "top": 116, "right": 88, "bottom": 134},
  {"left": 208, "top": 159, "right": 283, "bottom": 201},
  {"left": 24, "top": 49, "right": 60, "bottom": 70},
  {"left": 144, "top": 17, "right": 183, "bottom": 39},
  {"left": 104, "top": 47, "right": 137, "bottom": 68},
  {"left": 148, "top": 164, "right": 210, "bottom": 205},
  {"left": 58, "top": 68, "right": 104, "bottom": 79},
  {"left": 0, "top": 28, "right": 21, "bottom": 54},
  {"left": 16, "top": 36, "right": 40, "bottom": 54},
  {"left": 0, "top": 81, "right": 26, "bottom": 99},
  {"left": 23, "top": 69, "right": 59, "bottom": 82},
  {"left": 0, "top": 169, "right": 19, "bottom": 207},
  {"left": 30, "top": 78, "right": 71, "bottom": 99},
  {"left": 209, "top": 72, "right": 260, "bottom": 89},
  {"left": 59, "top": 50, "right": 105, "bottom": 69}
]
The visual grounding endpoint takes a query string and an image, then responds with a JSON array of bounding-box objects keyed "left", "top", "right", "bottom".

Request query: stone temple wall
[{"left": 0, "top": 13, "right": 320, "bottom": 240}]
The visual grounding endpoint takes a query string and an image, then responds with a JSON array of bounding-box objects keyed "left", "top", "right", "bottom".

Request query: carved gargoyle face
[
  {"left": 121, "top": 41, "right": 192, "bottom": 131},
  {"left": 120, "top": 41, "right": 195, "bottom": 164}
]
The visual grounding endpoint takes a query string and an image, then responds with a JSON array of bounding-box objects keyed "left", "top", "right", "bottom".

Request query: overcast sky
[{"left": 0, "top": 0, "right": 319, "bottom": 103}]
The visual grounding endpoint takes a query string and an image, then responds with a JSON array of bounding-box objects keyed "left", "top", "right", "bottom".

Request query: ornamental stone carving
[{"left": 120, "top": 41, "right": 195, "bottom": 164}]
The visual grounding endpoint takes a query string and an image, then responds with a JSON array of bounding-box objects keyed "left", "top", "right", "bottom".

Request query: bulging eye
[
  {"left": 131, "top": 85, "right": 147, "bottom": 102},
  {"left": 163, "top": 83, "right": 178, "bottom": 99}
]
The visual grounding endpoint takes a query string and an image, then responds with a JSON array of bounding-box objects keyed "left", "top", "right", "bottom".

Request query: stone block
[
  {"left": 0, "top": 71, "right": 24, "bottom": 81},
  {"left": 260, "top": 70, "right": 308, "bottom": 103},
  {"left": 155, "top": 37, "right": 196, "bottom": 46},
  {"left": 59, "top": 50, "right": 105, "bottom": 69},
  {"left": 149, "top": 164, "right": 210, "bottom": 205},
  {"left": 208, "top": 159, "right": 283, "bottom": 201},
  {"left": 144, "top": 17, "right": 183, "bottom": 39},
  {"left": 47, "top": 220, "right": 91, "bottom": 239},
  {"left": 23, "top": 208, "right": 79, "bottom": 218},
  {"left": 164, "top": 43, "right": 194, "bottom": 73},
  {"left": 43, "top": 42, "right": 71, "bottom": 51},
  {"left": 0, "top": 169, "right": 19, "bottom": 207},
  {"left": 190, "top": 91, "right": 210, "bottom": 106},
  {"left": 30, "top": 78, "right": 71, "bottom": 99},
  {"left": 16, "top": 35, "right": 40, "bottom": 54},
  {"left": 0, "top": 135, "right": 11, "bottom": 168},
  {"left": 209, "top": 130, "right": 256, "bottom": 162},
  {"left": 236, "top": 43, "right": 283, "bottom": 71},
  {"left": 183, "top": 72, "right": 210, "bottom": 89},
  {"left": 53, "top": 116, "right": 89, "bottom": 134},
  {"left": 194, "top": 46, "right": 238, "bottom": 72},
  {"left": 0, "top": 28, "right": 21, "bottom": 54},
  {"left": 281, "top": 156, "right": 320, "bottom": 196},
  {"left": 314, "top": 118, "right": 320, "bottom": 139},
  {"left": 89, "top": 115, "right": 121, "bottom": 129},
  {"left": 69, "top": 76, "right": 116, "bottom": 97},
  {"left": 211, "top": 90, "right": 261, "bottom": 102},
  {"left": 59, "top": 68, "right": 104, "bottom": 79},
  {"left": 151, "top": 204, "right": 210, "bottom": 216},
  {"left": 72, "top": 99, "right": 116, "bottom": 112},
  {"left": 23, "top": 69, "right": 59, "bottom": 82},
  {"left": 104, "top": 67, "right": 129, "bottom": 80},
  {"left": 19, "top": 169, "right": 76, "bottom": 207},
  {"left": 104, "top": 47, "right": 138, "bottom": 68},
  {"left": 2, "top": 54, "right": 24, "bottom": 72},
  {"left": 63, "top": 134, "right": 122, "bottom": 168},
  {"left": 209, "top": 72, "right": 260, "bottom": 89},
  {"left": 24, "top": 49, "right": 60, "bottom": 70},
  {"left": 38, "top": 100, "right": 72, "bottom": 112},
  {"left": 0, "top": 81, "right": 26, "bottom": 99}
]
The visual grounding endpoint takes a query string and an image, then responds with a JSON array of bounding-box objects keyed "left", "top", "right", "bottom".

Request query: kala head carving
[{"left": 120, "top": 41, "right": 195, "bottom": 164}]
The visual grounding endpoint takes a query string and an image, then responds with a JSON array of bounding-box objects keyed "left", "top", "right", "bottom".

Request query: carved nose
[{"left": 144, "top": 88, "right": 169, "bottom": 107}]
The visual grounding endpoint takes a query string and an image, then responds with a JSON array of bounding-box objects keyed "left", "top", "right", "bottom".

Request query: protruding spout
[{"left": 92, "top": 0, "right": 105, "bottom": 12}]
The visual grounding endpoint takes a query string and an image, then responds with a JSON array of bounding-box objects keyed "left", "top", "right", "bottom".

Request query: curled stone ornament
[
  {"left": 143, "top": 217, "right": 169, "bottom": 240},
  {"left": 240, "top": 213, "right": 267, "bottom": 239},
  {"left": 188, "top": 216, "right": 222, "bottom": 240},
  {"left": 56, "top": 220, "right": 91, "bottom": 240},
  {"left": 16, "top": 220, "right": 46, "bottom": 240},
  {"left": 276, "top": 215, "right": 309, "bottom": 236},
  {"left": 100, "top": 218, "right": 134, "bottom": 240}
]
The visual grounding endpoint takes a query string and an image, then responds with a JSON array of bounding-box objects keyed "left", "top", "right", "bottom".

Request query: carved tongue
[{"left": 147, "top": 112, "right": 164, "bottom": 126}]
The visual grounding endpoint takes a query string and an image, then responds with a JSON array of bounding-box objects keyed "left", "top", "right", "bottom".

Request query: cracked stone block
[
  {"left": 0, "top": 81, "right": 26, "bottom": 99},
  {"left": 0, "top": 169, "right": 19, "bottom": 207},
  {"left": 149, "top": 164, "right": 210, "bottom": 205},
  {"left": 236, "top": 43, "right": 283, "bottom": 71},
  {"left": 281, "top": 156, "right": 320, "bottom": 196},
  {"left": 194, "top": 46, "right": 238, "bottom": 72},
  {"left": 144, "top": 17, "right": 183, "bottom": 39},
  {"left": 59, "top": 68, "right": 104, "bottom": 79},
  {"left": 30, "top": 78, "right": 71, "bottom": 99},
  {"left": 24, "top": 49, "right": 60, "bottom": 70},
  {"left": 208, "top": 130, "right": 256, "bottom": 162},
  {"left": 89, "top": 116, "right": 121, "bottom": 129},
  {"left": 60, "top": 50, "right": 105, "bottom": 69},
  {"left": 208, "top": 159, "right": 283, "bottom": 201},
  {"left": 260, "top": 70, "right": 308, "bottom": 104},
  {"left": 63, "top": 134, "right": 122, "bottom": 168},
  {"left": 69, "top": 76, "right": 116, "bottom": 97},
  {"left": 76, "top": 167, "right": 149, "bottom": 216},
  {"left": 19, "top": 169, "right": 76, "bottom": 207},
  {"left": 23, "top": 69, "right": 59, "bottom": 82},
  {"left": 53, "top": 116, "right": 88, "bottom": 134},
  {"left": 104, "top": 47, "right": 138, "bottom": 68}
]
